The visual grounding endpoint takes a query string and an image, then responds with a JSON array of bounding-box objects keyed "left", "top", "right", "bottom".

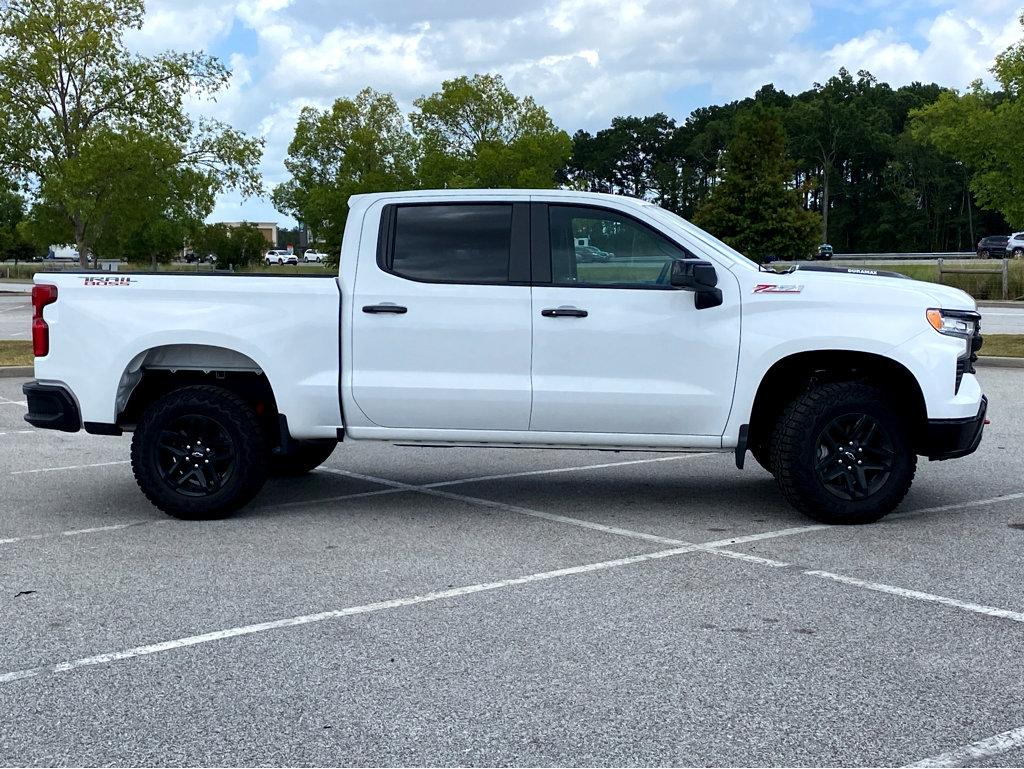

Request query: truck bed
[{"left": 32, "top": 272, "right": 343, "bottom": 439}]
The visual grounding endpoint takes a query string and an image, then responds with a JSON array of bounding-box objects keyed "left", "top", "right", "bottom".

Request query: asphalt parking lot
[
  {"left": 0, "top": 294, "right": 30, "bottom": 341},
  {"left": 1, "top": 370, "right": 1023, "bottom": 767}
]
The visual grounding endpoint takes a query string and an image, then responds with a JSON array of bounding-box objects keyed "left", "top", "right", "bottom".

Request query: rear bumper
[
  {"left": 925, "top": 395, "right": 987, "bottom": 461},
  {"left": 23, "top": 381, "right": 81, "bottom": 432}
]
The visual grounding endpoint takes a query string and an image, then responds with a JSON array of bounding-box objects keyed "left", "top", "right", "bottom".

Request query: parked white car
[
  {"left": 1006, "top": 232, "right": 1024, "bottom": 258},
  {"left": 265, "top": 250, "right": 297, "bottom": 266},
  {"left": 302, "top": 249, "right": 329, "bottom": 263},
  {"left": 24, "top": 189, "right": 986, "bottom": 526}
]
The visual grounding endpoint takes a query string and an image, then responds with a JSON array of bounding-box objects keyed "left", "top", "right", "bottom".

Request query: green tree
[
  {"left": 693, "top": 109, "right": 820, "bottom": 261},
  {"left": 565, "top": 114, "right": 680, "bottom": 203},
  {"left": 911, "top": 16, "right": 1024, "bottom": 228},
  {"left": 411, "top": 74, "right": 571, "bottom": 188},
  {"left": 272, "top": 88, "right": 417, "bottom": 255},
  {"left": 0, "top": 184, "right": 36, "bottom": 261},
  {"left": 194, "top": 222, "right": 268, "bottom": 270},
  {"left": 0, "top": 0, "right": 263, "bottom": 266}
]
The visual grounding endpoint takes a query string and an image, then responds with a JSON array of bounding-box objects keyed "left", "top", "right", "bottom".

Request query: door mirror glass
[{"left": 670, "top": 260, "right": 723, "bottom": 309}]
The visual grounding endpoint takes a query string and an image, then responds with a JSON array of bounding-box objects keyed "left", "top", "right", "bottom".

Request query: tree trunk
[
  {"left": 820, "top": 168, "right": 830, "bottom": 244},
  {"left": 74, "top": 218, "right": 90, "bottom": 269}
]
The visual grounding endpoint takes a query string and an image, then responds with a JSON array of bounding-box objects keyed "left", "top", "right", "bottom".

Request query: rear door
[
  {"left": 529, "top": 202, "right": 741, "bottom": 437},
  {"left": 350, "top": 201, "right": 533, "bottom": 430}
]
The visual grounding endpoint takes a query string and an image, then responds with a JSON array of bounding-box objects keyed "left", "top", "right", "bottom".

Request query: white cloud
[{"left": 123, "top": 0, "right": 1023, "bottom": 224}]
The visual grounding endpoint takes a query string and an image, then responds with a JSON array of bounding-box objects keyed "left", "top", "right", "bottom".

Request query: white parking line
[
  {"left": 422, "top": 453, "right": 715, "bottom": 488},
  {"left": 276, "top": 453, "right": 715, "bottom": 511},
  {"left": 0, "top": 527, "right": 819, "bottom": 686},
  {"left": 0, "top": 430, "right": 34, "bottom": 436},
  {"left": 0, "top": 521, "right": 156, "bottom": 547},
  {"left": 320, "top": 466, "right": 813, "bottom": 567},
  {"left": 11, "top": 460, "right": 130, "bottom": 475},
  {"left": 0, "top": 399, "right": 27, "bottom": 407},
  {"left": 806, "top": 570, "right": 1024, "bottom": 623},
  {"left": 890, "top": 491, "right": 1024, "bottom": 520},
  {"left": 906, "top": 725, "right": 1024, "bottom": 767}
]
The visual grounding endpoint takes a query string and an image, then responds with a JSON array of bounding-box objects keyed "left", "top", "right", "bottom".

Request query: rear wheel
[
  {"left": 131, "top": 386, "right": 267, "bottom": 519},
  {"left": 270, "top": 441, "right": 337, "bottom": 476},
  {"left": 770, "top": 383, "right": 916, "bottom": 524}
]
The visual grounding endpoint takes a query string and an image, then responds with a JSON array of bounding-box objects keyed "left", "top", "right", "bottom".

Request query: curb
[
  {"left": 976, "top": 356, "right": 1024, "bottom": 369},
  {"left": 0, "top": 366, "right": 32, "bottom": 379}
]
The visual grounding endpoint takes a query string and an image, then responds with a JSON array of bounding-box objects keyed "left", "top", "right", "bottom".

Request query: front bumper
[
  {"left": 23, "top": 381, "right": 81, "bottom": 432},
  {"left": 924, "top": 395, "right": 987, "bottom": 461}
]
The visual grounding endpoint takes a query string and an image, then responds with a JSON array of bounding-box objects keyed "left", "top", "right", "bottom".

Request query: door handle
[
  {"left": 363, "top": 304, "right": 408, "bottom": 314},
  {"left": 541, "top": 307, "right": 588, "bottom": 318}
]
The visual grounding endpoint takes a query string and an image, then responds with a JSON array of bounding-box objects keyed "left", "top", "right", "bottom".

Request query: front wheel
[
  {"left": 770, "top": 383, "right": 916, "bottom": 524},
  {"left": 131, "top": 386, "right": 268, "bottom": 519},
  {"left": 1013, "top": 248, "right": 1023, "bottom": 258}
]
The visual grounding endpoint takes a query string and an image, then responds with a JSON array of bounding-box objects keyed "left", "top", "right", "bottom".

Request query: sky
[{"left": 123, "top": 0, "right": 1024, "bottom": 227}]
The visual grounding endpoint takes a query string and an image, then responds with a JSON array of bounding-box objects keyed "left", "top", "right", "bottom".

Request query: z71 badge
[
  {"left": 753, "top": 283, "right": 804, "bottom": 294},
  {"left": 82, "top": 276, "right": 136, "bottom": 287}
]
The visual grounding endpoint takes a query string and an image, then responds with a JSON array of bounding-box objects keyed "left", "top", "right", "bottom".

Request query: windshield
[{"left": 643, "top": 204, "right": 759, "bottom": 270}]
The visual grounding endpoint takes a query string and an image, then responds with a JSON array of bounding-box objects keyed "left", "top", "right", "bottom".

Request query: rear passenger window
[{"left": 390, "top": 204, "right": 512, "bottom": 283}]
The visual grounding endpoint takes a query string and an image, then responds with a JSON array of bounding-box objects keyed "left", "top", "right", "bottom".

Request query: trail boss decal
[
  {"left": 82, "top": 276, "right": 136, "bottom": 287},
  {"left": 753, "top": 283, "right": 804, "bottom": 294}
]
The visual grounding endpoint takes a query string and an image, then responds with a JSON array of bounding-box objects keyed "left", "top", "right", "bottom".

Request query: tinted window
[
  {"left": 391, "top": 204, "right": 512, "bottom": 283},
  {"left": 549, "top": 205, "right": 691, "bottom": 287}
]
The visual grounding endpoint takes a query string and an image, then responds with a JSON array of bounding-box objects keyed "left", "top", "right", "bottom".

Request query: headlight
[{"left": 926, "top": 308, "right": 979, "bottom": 338}]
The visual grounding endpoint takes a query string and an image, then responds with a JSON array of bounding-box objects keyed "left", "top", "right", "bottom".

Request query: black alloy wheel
[
  {"left": 157, "top": 414, "right": 236, "bottom": 497},
  {"left": 814, "top": 413, "right": 894, "bottom": 501}
]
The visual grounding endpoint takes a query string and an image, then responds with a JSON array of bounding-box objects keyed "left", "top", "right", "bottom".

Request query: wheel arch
[
  {"left": 114, "top": 343, "right": 286, "bottom": 447},
  {"left": 747, "top": 350, "right": 928, "bottom": 457}
]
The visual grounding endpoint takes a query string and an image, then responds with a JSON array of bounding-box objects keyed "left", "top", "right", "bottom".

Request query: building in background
[{"left": 219, "top": 221, "right": 279, "bottom": 246}]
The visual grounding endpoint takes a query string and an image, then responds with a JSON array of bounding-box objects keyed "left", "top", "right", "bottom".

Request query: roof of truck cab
[{"left": 348, "top": 189, "right": 653, "bottom": 209}]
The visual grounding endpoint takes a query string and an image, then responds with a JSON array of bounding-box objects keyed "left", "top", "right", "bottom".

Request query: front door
[
  {"left": 351, "top": 202, "right": 533, "bottom": 431},
  {"left": 529, "top": 203, "right": 740, "bottom": 437}
]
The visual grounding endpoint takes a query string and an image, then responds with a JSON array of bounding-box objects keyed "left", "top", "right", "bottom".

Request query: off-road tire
[
  {"left": 770, "top": 382, "right": 916, "bottom": 524},
  {"left": 270, "top": 441, "right": 337, "bottom": 476},
  {"left": 131, "top": 385, "right": 268, "bottom": 519}
]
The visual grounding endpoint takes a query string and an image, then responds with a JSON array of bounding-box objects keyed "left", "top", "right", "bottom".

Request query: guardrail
[
  {"left": 824, "top": 252, "right": 976, "bottom": 261},
  {"left": 938, "top": 257, "right": 1010, "bottom": 300}
]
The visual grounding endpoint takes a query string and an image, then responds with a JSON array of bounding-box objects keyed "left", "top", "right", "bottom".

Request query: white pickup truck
[{"left": 23, "top": 190, "right": 986, "bottom": 525}]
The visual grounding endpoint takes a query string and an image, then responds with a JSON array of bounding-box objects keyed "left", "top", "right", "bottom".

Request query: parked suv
[
  {"left": 1006, "top": 233, "right": 1024, "bottom": 258},
  {"left": 265, "top": 250, "right": 297, "bottom": 266},
  {"left": 977, "top": 235, "right": 1009, "bottom": 258}
]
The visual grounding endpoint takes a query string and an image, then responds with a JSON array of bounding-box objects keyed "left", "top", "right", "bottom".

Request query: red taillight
[{"left": 31, "top": 284, "right": 58, "bottom": 357}]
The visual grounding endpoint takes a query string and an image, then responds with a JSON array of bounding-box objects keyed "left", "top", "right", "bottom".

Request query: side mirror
[{"left": 670, "top": 260, "right": 723, "bottom": 309}]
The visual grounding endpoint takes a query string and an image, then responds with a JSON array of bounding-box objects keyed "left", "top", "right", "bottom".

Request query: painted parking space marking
[
  {"left": 421, "top": 453, "right": 716, "bottom": 488},
  {"left": 805, "top": 570, "right": 1024, "bottom": 624},
  {"left": 890, "top": 491, "right": 1024, "bottom": 520},
  {"left": 276, "top": 453, "right": 715, "bottom": 511},
  {"left": 0, "top": 527, "right": 823, "bottom": 686},
  {"left": 0, "top": 521, "right": 157, "bottom": 547},
  {"left": 906, "top": 724, "right": 1024, "bottom": 767},
  {"left": 320, "top": 464, "right": 817, "bottom": 563},
  {"left": 12, "top": 460, "right": 130, "bottom": 475}
]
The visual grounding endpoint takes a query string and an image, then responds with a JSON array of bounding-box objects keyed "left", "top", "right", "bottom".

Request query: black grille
[
  {"left": 955, "top": 356, "right": 968, "bottom": 393},
  {"left": 955, "top": 321, "right": 982, "bottom": 394}
]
